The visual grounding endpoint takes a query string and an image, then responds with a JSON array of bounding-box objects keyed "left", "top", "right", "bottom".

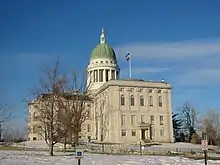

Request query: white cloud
[
  {"left": 115, "top": 38, "right": 220, "bottom": 87},
  {"left": 174, "top": 68, "right": 220, "bottom": 86},
  {"left": 114, "top": 39, "right": 220, "bottom": 60}
]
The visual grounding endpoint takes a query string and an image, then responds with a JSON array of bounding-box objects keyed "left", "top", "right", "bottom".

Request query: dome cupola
[
  {"left": 86, "top": 28, "right": 120, "bottom": 91},
  {"left": 90, "top": 28, "right": 116, "bottom": 61}
]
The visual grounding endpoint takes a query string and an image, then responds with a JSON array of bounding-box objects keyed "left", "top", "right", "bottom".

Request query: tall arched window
[
  {"left": 158, "top": 96, "right": 162, "bottom": 107},
  {"left": 149, "top": 95, "right": 153, "bottom": 106},
  {"left": 120, "top": 94, "right": 125, "bottom": 105},
  {"left": 140, "top": 95, "right": 144, "bottom": 106},
  {"left": 130, "top": 95, "right": 134, "bottom": 106}
]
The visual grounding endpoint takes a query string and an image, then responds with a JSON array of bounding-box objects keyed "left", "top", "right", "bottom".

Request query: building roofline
[{"left": 94, "top": 79, "right": 171, "bottom": 96}]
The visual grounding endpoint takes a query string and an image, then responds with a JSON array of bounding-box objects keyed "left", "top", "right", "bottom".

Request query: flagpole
[{"left": 129, "top": 53, "right": 132, "bottom": 79}]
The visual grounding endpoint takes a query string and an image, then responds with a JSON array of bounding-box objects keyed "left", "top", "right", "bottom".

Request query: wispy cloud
[
  {"left": 115, "top": 39, "right": 220, "bottom": 61},
  {"left": 174, "top": 68, "right": 220, "bottom": 86},
  {"left": 115, "top": 38, "right": 220, "bottom": 87}
]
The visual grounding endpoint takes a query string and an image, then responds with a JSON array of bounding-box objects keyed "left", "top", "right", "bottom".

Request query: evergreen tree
[{"left": 172, "top": 113, "right": 183, "bottom": 142}]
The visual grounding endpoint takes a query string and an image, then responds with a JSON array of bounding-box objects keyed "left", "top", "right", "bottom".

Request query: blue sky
[{"left": 0, "top": 0, "right": 220, "bottom": 130}]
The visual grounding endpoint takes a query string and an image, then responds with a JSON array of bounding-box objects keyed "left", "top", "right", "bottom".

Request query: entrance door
[{"left": 141, "top": 129, "right": 145, "bottom": 140}]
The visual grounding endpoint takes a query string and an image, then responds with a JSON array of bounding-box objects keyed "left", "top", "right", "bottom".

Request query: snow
[
  {"left": 0, "top": 151, "right": 219, "bottom": 165},
  {"left": 13, "top": 140, "right": 218, "bottom": 150},
  {"left": 12, "top": 140, "right": 70, "bottom": 150},
  {"left": 158, "top": 142, "right": 217, "bottom": 149}
]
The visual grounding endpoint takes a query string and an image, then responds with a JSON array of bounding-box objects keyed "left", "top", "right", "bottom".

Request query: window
[
  {"left": 158, "top": 96, "right": 162, "bottom": 107},
  {"left": 150, "top": 115, "right": 154, "bottom": 125},
  {"left": 140, "top": 95, "right": 144, "bottom": 106},
  {"left": 149, "top": 89, "right": 152, "bottom": 93},
  {"left": 158, "top": 90, "right": 161, "bottom": 93},
  {"left": 141, "top": 115, "right": 145, "bottom": 123},
  {"left": 160, "top": 116, "right": 164, "bottom": 125},
  {"left": 87, "top": 124, "right": 91, "bottom": 132},
  {"left": 149, "top": 96, "right": 153, "bottom": 106},
  {"left": 131, "top": 115, "right": 136, "bottom": 126},
  {"left": 121, "top": 115, "right": 125, "bottom": 126},
  {"left": 130, "top": 95, "right": 134, "bottom": 106},
  {"left": 121, "top": 94, "right": 125, "bottom": 105},
  {"left": 121, "top": 129, "right": 126, "bottom": 136},
  {"left": 160, "top": 129, "right": 164, "bottom": 136},
  {"left": 33, "top": 137, "right": 37, "bottom": 141},
  {"left": 99, "top": 70, "right": 103, "bottom": 82},
  {"left": 132, "top": 130, "right": 136, "bottom": 136}
]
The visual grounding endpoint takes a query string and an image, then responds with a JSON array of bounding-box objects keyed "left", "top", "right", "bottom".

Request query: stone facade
[{"left": 86, "top": 80, "right": 174, "bottom": 143}]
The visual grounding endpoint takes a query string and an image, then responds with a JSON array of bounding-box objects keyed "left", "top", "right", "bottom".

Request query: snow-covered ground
[
  {"left": 13, "top": 140, "right": 218, "bottom": 150},
  {"left": 12, "top": 140, "right": 64, "bottom": 149},
  {"left": 0, "top": 150, "right": 219, "bottom": 165}
]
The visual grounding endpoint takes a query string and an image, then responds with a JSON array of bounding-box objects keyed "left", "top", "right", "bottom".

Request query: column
[
  {"left": 98, "top": 69, "right": 100, "bottom": 82},
  {"left": 115, "top": 70, "right": 117, "bottom": 80},
  {"left": 109, "top": 69, "right": 112, "bottom": 80},
  {"left": 146, "top": 129, "right": 149, "bottom": 139},
  {"left": 103, "top": 69, "right": 106, "bottom": 82},
  {"left": 95, "top": 70, "right": 98, "bottom": 82},
  {"left": 88, "top": 71, "right": 92, "bottom": 85},
  {"left": 86, "top": 71, "right": 89, "bottom": 86}
]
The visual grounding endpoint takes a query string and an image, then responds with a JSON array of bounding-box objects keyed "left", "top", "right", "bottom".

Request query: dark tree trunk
[
  {"left": 63, "top": 137, "right": 67, "bottom": 152},
  {"left": 49, "top": 142, "right": 54, "bottom": 156}
]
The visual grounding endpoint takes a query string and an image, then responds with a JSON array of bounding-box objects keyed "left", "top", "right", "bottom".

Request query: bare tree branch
[
  {"left": 179, "top": 102, "right": 198, "bottom": 141},
  {"left": 28, "top": 57, "right": 67, "bottom": 156},
  {"left": 56, "top": 69, "right": 94, "bottom": 150}
]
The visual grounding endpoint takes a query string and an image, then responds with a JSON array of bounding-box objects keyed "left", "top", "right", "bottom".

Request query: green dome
[{"left": 90, "top": 43, "right": 116, "bottom": 60}]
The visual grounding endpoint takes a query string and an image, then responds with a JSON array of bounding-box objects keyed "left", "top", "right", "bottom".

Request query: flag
[{"left": 125, "top": 53, "right": 131, "bottom": 61}]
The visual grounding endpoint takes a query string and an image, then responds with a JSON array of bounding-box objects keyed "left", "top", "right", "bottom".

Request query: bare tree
[
  {"left": 0, "top": 100, "right": 15, "bottom": 140},
  {"left": 179, "top": 102, "right": 198, "bottom": 141},
  {"left": 28, "top": 57, "right": 67, "bottom": 156},
  {"left": 57, "top": 70, "right": 93, "bottom": 150},
  {"left": 199, "top": 109, "right": 220, "bottom": 145},
  {"left": 1, "top": 127, "right": 26, "bottom": 142}
]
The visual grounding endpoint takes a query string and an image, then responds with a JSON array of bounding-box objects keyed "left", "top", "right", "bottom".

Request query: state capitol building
[{"left": 28, "top": 29, "right": 174, "bottom": 144}]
